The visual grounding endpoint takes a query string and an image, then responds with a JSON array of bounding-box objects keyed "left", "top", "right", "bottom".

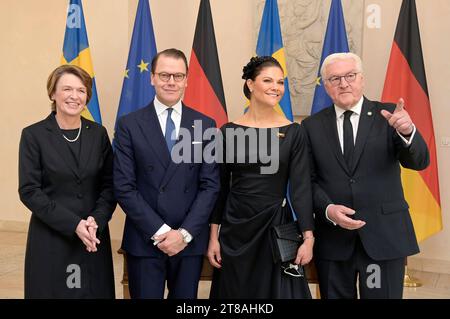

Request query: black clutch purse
[{"left": 270, "top": 221, "right": 303, "bottom": 263}]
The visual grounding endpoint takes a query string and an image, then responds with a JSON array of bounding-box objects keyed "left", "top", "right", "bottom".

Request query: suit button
[
  {"left": 159, "top": 187, "right": 165, "bottom": 194},
  {"left": 184, "top": 188, "right": 189, "bottom": 193},
  {"left": 148, "top": 166, "right": 153, "bottom": 171},
  {"left": 77, "top": 193, "right": 83, "bottom": 199},
  {"left": 76, "top": 179, "right": 81, "bottom": 185},
  {"left": 349, "top": 179, "right": 356, "bottom": 184}
]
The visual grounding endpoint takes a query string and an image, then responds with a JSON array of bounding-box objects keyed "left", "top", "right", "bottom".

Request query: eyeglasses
[
  {"left": 282, "top": 263, "right": 304, "bottom": 277},
  {"left": 326, "top": 72, "right": 359, "bottom": 87},
  {"left": 154, "top": 72, "right": 186, "bottom": 82}
]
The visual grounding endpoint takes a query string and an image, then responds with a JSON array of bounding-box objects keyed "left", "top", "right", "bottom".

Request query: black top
[
  {"left": 60, "top": 128, "right": 81, "bottom": 166},
  {"left": 18, "top": 113, "right": 116, "bottom": 298}
]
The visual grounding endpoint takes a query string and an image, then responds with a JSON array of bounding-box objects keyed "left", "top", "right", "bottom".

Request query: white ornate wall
[{"left": 255, "top": 0, "right": 363, "bottom": 115}]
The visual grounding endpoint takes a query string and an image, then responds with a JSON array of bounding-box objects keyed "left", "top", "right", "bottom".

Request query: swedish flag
[
  {"left": 310, "top": 0, "right": 349, "bottom": 115},
  {"left": 61, "top": 0, "right": 102, "bottom": 123},
  {"left": 256, "top": 0, "right": 297, "bottom": 217},
  {"left": 256, "top": 0, "right": 293, "bottom": 121}
]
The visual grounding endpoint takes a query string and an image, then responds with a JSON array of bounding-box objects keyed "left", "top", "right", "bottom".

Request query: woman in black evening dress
[{"left": 208, "top": 57, "right": 315, "bottom": 298}]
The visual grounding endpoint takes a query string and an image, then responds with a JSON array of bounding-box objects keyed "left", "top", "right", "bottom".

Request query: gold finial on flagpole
[{"left": 403, "top": 265, "right": 422, "bottom": 287}]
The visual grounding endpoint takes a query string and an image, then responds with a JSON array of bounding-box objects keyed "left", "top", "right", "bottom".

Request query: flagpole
[
  {"left": 403, "top": 259, "right": 422, "bottom": 287},
  {"left": 404, "top": 268, "right": 422, "bottom": 287}
]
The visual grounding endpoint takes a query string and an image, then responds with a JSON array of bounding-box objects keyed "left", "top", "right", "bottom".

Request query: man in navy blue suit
[{"left": 114, "top": 48, "right": 220, "bottom": 299}]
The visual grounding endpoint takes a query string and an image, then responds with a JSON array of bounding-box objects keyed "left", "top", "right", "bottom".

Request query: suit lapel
[
  {"left": 45, "top": 113, "right": 80, "bottom": 179},
  {"left": 351, "top": 98, "right": 376, "bottom": 173},
  {"left": 137, "top": 103, "right": 170, "bottom": 168},
  {"left": 160, "top": 103, "right": 194, "bottom": 187},
  {"left": 78, "top": 117, "right": 95, "bottom": 178},
  {"left": 321, "top": 107, "right": 350, "bottom": 175}
]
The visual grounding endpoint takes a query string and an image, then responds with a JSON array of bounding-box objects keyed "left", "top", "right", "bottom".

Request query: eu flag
[
  {"left": 256, "top": 0, "right": 293, "bottom": 121},
  {"left": 310, "top": 0, "right": 349, "bottom": 115},
  {"left": 62, "top": 0, "right": 102, "bottom": 123},
  {"left": 115, "top": 0, "right": 157, "bottom": 128}
]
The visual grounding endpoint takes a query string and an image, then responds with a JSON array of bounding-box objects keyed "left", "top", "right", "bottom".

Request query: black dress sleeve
[
  {"left": 209, "top": 125, "right": 231, "bottom": 224},
  {"left": 289, "top": 124, "right": 314, "bottom": 232}
]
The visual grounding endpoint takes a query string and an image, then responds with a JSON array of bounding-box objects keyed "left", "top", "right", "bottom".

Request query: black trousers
[{"left": 316, "top": 239, "right": 405, "bottom": 299}]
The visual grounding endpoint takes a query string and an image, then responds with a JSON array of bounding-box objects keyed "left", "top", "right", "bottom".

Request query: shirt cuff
[
  {"left": 180, "top": 228, "right": 193, "bottom": 238},
  {"left": 152, "top": 224, "right": 172, "bottom": 245},
  {"left": 325, "top": 204, "right": 337, "bottom": 226},
  {"left": 397, "top": 124, "right": 416, "bottom": 146}
]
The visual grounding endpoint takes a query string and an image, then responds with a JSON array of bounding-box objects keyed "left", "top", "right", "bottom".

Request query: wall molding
[
  {"left": 408, "top": 256, "right": 450, "bottom": 275},
  {"left": 0, "top": 220, "right": 28, "bottom": 233}
]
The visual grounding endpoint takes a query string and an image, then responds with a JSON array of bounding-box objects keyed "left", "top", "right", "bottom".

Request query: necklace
[{"left": 62, "top": 125, "right": 82, "bottom": 143}]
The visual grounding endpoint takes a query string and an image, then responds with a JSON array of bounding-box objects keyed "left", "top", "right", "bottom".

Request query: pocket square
[{"left": 192, "top": 141, "right": 203, "bottom": 144}]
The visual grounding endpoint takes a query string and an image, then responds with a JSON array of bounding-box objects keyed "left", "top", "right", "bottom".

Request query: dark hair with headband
[{"left": 242, "top": 56, "right": 283, "bottom": 99}]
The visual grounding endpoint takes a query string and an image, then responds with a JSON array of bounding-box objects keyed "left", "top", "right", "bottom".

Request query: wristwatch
[{"left": 178, "top": 228, "right": 193, "bottom": 244}]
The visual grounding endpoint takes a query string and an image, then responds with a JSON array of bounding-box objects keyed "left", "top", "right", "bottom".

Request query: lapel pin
[
  {"left": 277, "top": 132, "right": 285, "bottom": 138},
  {"left": 367, "top": 111, "right": 372, "bottom": 116}
]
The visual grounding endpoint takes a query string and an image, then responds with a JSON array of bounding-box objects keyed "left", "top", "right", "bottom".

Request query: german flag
[
  {"left": 381, "top": 0, "right": 441, "bottom": 241},
  {"left": 184, "top": 0, "right": 228, "bottom": 128}
]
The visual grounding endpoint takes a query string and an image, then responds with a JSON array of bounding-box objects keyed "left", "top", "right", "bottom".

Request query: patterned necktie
[
  {"left": 343, "top": 110, "right": 354, "bottom": 168},
  {"left": 165, "top": 108, "right": 176, "bottom": 151}
]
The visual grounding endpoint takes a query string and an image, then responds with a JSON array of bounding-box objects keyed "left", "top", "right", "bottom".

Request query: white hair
[{"left": 320, "top": 52, "right": 363, "bottom": 80}]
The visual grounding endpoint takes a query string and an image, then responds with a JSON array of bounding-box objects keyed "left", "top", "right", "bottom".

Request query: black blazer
[
  {"left": 302, "top": 98, "right": 429, "bottom": 261},
  {"left": 18, "top": 113, "right": 116, "bottom": 298},
  {"left": 114, "top": 102, "right": 220, "bottom": 257}
]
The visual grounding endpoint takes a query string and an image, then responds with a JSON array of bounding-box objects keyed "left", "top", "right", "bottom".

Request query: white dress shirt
[
  {"left": 151, "top": 97, "right": 190, "bottom": 243},
  {"left": 154, "top": 96, "right": 182, "bottom": 139}
]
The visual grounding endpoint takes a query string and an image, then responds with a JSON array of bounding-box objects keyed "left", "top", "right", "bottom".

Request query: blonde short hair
[{"left": 47, "top": 65, "right": 92, "bottom": 111}]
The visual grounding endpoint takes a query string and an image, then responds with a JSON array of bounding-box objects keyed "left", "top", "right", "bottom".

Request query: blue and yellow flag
[
  {"left": 61, "top": 0, "right": 102, "bottom": 123},
  {"left": 256, "top": 0, "right": 293, "bottom": 121},
  {"left": 256, "top": 0, "right": 297, "bottom": 217},
  {"left": 115, "top": 0, "right": 157, "bottom": 128},
  {"left": 310, "top": 0, "right": 349, "bottom": 115}
]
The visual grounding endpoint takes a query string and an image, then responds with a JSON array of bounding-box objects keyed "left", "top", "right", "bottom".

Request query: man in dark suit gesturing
[
  {"left": 114, "top": 48, "right": 220, "bottom": 299},
  {"left": 302, "top": 52, "right": 429, "bottom": 299}
]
